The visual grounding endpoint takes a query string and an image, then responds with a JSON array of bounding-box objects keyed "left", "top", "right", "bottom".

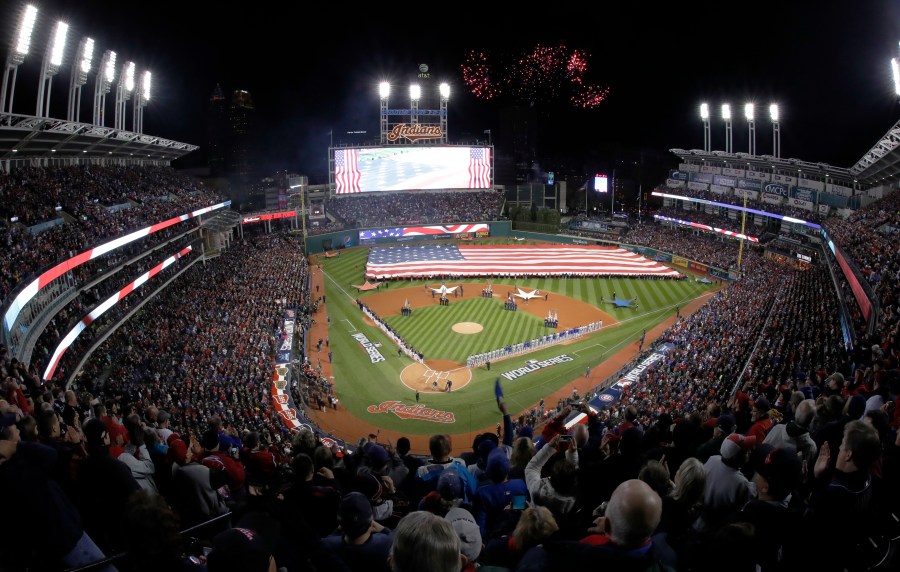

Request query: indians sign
[
  {"left": 387, "top": 124, "right": 443, "bottom": 142},
  {"left": 367, "top": 401, "right": 456, "bottom": 423}
]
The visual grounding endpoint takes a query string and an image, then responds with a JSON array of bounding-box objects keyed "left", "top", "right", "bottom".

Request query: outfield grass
[{"left": 318, "top": 243, "right": 716, "bottom": 435}]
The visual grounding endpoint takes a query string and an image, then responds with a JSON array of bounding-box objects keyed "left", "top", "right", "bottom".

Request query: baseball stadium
[{"left": 0, "top": 3, "right": 898, "bottom": 572}]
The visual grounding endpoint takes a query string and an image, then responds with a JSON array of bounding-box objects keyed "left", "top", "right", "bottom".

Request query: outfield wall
[{"left": 304, "top": 221, "right": 512, "bottom": 254}]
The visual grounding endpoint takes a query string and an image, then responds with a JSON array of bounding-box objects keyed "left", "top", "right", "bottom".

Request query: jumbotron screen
[{"left": 334, "top": 146, "right": 492, "bottom": 194}]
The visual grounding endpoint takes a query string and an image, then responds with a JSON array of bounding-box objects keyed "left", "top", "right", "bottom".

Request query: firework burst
[{"left": 461, "top": 43, "right": 610, "bottom": 109}]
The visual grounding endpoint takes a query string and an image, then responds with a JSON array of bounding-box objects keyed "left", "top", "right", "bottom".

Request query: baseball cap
[
  {"left": 157, "top": 410, "right": 171, "bottom": 424},
  {"left": 82, "top": 417, "right": 108, "bottom": 447},
  {"left": 754, "top": 397, "right": 771, "bottom": 412},
  {"left": 716, "top": 414, "right": 736, "bottom": 433},
  {"left": 752, "top": 444, "right": 801, "bottom": 500},
  {"left": 339, "top": 491, "right": 374, "bottom": 538},
  {"left": 485, "top": 447, "right": 510, "bottom": 483},
  {"left": 446, "top": 508, "right": 482, "bottom": 563},
  {"left": 207, "top": 527, "right": 273, "bottom": 572},
  {"left": 720, "top": 433, "right": 757, "bottom": 460},
  {"left": 201, "top": 428, "right": 220, "bottom": 450}
]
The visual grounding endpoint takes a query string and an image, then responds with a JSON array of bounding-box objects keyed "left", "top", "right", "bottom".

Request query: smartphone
[
  {"left": 512, "top": 495, "right": 527, "bottom": 510},
  {"left": 558, "top": 434, "right": 573, "bottom": 441}
]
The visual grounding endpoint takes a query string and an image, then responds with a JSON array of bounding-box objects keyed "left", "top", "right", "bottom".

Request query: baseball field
[{"left": 305, "top": 240, "right": 718, "bottom": 452}]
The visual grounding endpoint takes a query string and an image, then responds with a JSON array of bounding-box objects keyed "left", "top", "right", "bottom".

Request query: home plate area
[{"left": 400, "top": 360, "right": 472, "bottom": 393}]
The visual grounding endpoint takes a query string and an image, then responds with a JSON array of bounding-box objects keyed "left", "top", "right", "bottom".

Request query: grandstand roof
[
  {"left": 0, "top": 112, "right": 198, "bottom": 163},
  {"left": 847, "top": 117, "right": 900, "bottom": 186},
  {"left": 669, "top": 149, "right": 855, "bottom": 185}
]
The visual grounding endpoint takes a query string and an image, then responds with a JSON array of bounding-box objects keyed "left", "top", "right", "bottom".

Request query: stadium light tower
[
  {"left": 379, "top": 81, "right": 390, "bottom": 144},
  {"left": 409, "top": 83, "right": 421, "bottom": 127},
  {"left": 114, "top": 60, "right": 134, "bottom": 131},
  {"left": 36, "top": 20, "right": 69, "bottom": 117},
  {"left": 1, "top": 3, "right": 38, "bottom": 114},
  {"left": 699, "top": 103, "right": 710, "bottom": 152},
  {"left": 439, "top": 82, "right": 449, "bottom": 144},
  {"left": 67, "top": 36, "right": 93, "bottom": 122},
  {"left": 92, "top": 50, "right": 116, "bottom": 126},
  {"left": 745, "top": 103, "right": 755, "bottom": 156},
  {"left": 722, "top": 103, "right": 732, "bottom": 154},
  {"left": 132, "top": 70, "right": 150, "bottom": 133},
  {"left": 892, "top": 54, "right": 900, "bottom": 97},
  {"left": 770, "top": 103, "right": 781, "bottom": 158}
]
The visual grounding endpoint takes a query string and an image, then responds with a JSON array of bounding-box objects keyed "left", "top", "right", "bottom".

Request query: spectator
[
  {"left": 445, "top": 507, "right": 483, "bottom": 570},
  {"left": 323, "top": 491, "right": 393, "bottom": 572},
  {"left": 524, "top": 435, "right": 579, "bottom": 529},
  {"left": 207, "top": 526, "right": 278, "bottom": 572},
  {"left": 695, "top": 433, "right": 756, "bottom": 532},
  {"left": 389, "top": 511, "right": 462, "bottom": 572},
  {"left": 480, "top": 505, "right": 559, "bottom": 569}
]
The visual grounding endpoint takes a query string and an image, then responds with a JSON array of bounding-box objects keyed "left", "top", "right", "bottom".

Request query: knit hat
[
  {"left": 364, "top": 443, "right": 389, "bottom": 468},
  {"left": 752, "top": 444, "right": 801, "bottom": 500},
  {"left": 207, "top": 527, "right": 273, "bottom": 572},
  {"left": 437, "top": 469, "right": 464, "bottom": 500},
  {"left": 355, "top": 470, "right": 384, "bottom": 502},
  {"left": 485, "top": 447, "right": 510, "bottom": 483},
  {"left": 338, "top": 492, "right": 374, "bottom": 538},
  {"left": 720, "top": 433, "right": 757, "bottom": 460},
  {"left": 446, "top": 508, "right": 482, "bottom": 563},
  {"left": 167, "top": 438, "right": 189, "bottom": 465}
]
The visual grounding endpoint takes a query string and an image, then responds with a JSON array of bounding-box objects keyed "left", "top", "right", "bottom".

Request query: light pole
[
  {"left": 770, "top": 104, "right": 780, "bottom": 158},
  {"left": 745, "top": 103, "right": 755, "bottom": 156},
  {"left": 409, "top": 83, "right": 421, "bottom": 130},
  {"left": 722, "top": 103, "right": 732, "bottom": 154},
  {"left": 439, "top": 82, "right": 449, "bottom": 144},
  {"left": 1, "top": 3, "right": 38, "bottom": 114},
  {"left": 114, "top": 60, "right": 134, "bottom": 131},
  {"left": 132, "top": 70, "right": 150, "bottom": 133},
  {"left": 67, "top": 36, "right": 93, "bottom": 122},
  {"left": 92, "top": 49, "right": 116, "bottom": 126},
  {"left": 893, "top": 55, "right": 900, "bottom": 97},
  {"left": 36, "top": 20, "right": 69, "bottom": 118},
  {"left": 700, "top": 103, "right": 710, "bottom": 152},
  {"left": 378, "top": 81, "right": 389, "bottom": 144}
]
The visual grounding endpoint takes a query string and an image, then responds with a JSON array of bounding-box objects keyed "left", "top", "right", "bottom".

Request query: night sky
[{"left": 6, "top": 1, "right": 900, "bottom": 183}]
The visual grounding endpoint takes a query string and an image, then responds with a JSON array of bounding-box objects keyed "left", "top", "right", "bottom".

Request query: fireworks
[{"left": 460, "top": 43, "right": 610, "bottom": 109}]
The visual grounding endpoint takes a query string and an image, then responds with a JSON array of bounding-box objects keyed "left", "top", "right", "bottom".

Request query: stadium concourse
[{"left": 1, "top": 167, "right": 900, "bottom": 572}]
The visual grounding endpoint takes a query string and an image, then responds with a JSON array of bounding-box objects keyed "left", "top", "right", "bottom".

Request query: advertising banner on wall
[
  {"left": 792, "top": 187, "right": 819, "bottom": 203},
  {"left": 688, "top": 181, "right": 709, "bottom": 192},
  {"left": 737, "top": 178, "right": 762, "bottom": 191},
  {"left": 666, "top": 178, "right": 686, "bottom": 188},
  {"left": 713, "top": 175, "right": 737, "bottom": 187}
]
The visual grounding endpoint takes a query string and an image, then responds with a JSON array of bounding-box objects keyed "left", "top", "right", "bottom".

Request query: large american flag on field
[
  {"left": 365, "top": 244, "right": 684, "bottom": 279},
  {"left": 468, "top": 147, "right": 491, "bottom": 188},
  {"left": 360, "top": 224, "right": 489, "bottom": 240},
  {"left": 334, "top": 149, "right": 361, "bottom": 194}
]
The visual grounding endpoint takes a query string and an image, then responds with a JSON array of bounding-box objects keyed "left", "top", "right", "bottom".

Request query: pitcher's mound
[{"left": 452, "top": 322, "right": 483, "bottom": 334}]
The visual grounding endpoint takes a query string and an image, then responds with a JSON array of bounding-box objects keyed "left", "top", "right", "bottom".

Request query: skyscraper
[
  {"left": 228, "top": 89, "right": 255, "bottom": 186},
  {"left": 207, "top": 84, "right": 227, "bottom": 176}
]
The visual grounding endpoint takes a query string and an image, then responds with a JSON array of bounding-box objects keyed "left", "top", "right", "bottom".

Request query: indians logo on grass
[{"left": 367, "top": 401, "right": 456, "bottom": 423}]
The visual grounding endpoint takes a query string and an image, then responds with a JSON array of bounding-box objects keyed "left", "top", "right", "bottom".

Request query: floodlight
[
  {"left": 409, "top": 84, "right": 421, "bottom": 101},
  {"left": 105, "top": 51, "right": 117, "bottom": 82},
  {"left": 124, "top": 61, "right": 135, "bottom": 92},
  {"left": 142, "top": 71, "right": 151, "bottom": 100},
  {"left": 379, "top": 81, "right": 390, "bottom": 99},
  {"left": 50, "top": 22, "right": 69, "bottom": 67},
  {"left": 15, "top": 4, "right": 38, "bottom": 56},
  {"left": 439, "top": 82, "right": 450, "bottom": 99},
  {"left": 700, "top": 103, "right": 709, "bottom": 119},
  {"left": 893, "top": 58, "right": 900, "bottom": 96},
  {"left": 770, "top": 104, "right": 781, "bottom": 159},
  {"left": 744, "top": 103, "right": 754, "bottom": 120},
  {"left": 721, "top": 104, "right": 731, "bottom": 120},
  {"left": 769, "top": 103, "right": 779, "bottom": 122},
  {"left": 80, "top": 38, "right": 94, "bottom": 73}
]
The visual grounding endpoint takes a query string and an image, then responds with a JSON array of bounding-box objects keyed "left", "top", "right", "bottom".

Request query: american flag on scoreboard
[
  {"left": 468, "top": 147, "right": 491, "bottom": 188},
  {"left": 365, "top": 244, "right": 684, "bottom": 279},
  {"left": 335, "top": 149, "right": 361, "bottom": 194}
]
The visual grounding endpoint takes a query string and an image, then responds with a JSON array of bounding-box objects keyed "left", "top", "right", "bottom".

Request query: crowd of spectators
[
  {"left": 0, "top": 165, "right": 224, "bottom": 302},
  {"left": 622, "top": 223, "right": 743, "bottom": 270},
  {"left": 1, "top": 165, "right": 899, "bottom": 571},
  {"left": 325, "top": 190, "right": 504, "bottom": 230},
  {"left": 656, "top": 184, "right": 824, "bottom": 222}
]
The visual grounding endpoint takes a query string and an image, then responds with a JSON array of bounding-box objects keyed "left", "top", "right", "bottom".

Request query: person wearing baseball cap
[
  {"left": 323, "top": 491, "right": 393, "bottom": 572},
  {"left": 696, "top": 413, "right": 736, "bottom": 463},
  {"left": 695, "top": 433, "right": 757, "bottom": 532}
]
